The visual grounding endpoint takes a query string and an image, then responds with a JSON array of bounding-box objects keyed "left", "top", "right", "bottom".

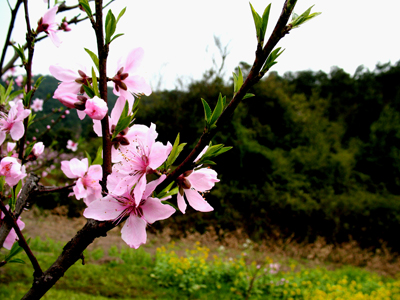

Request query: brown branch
[
  {"left": 0, "top": 0, "right": 23, "bottom": 74},
  {"left": 18, "top": 0, "right": 298, "bottom": 298},
  {"left": 20, "top": 218, "right": 117, "bottom": 300},
  {"left": 18, "top": 0, "right": 35, "bottom": 161},
  {"left": 94, "top": 0, "right": 112, "bottom": 184},
  {"left": 0, "top": 173, "right": 39, "bottom": 249},
  {"left": 37, "top": 183, "right": 74, "bottom": 194},
  {"left": 1, "top": 1, "right": 114, "bottom": 76},
  {"left": 0, "top": 200, "right": 43, "bottom": 276},
  {"left": 161, "top": 0, "right": 297, "bottom": 190}
]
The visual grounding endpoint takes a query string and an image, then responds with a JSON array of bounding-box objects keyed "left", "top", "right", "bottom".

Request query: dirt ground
[{"left": 21, "top": 206, "right": 400, "bottom": 277}]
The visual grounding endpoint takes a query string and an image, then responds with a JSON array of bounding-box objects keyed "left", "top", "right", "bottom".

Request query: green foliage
[
  {"left": 152, "top": 242, "right": 400, "bottom": 299},
  {"left": 78, "top": 0, "right": 92, "bottom": 18},
  {"left": 290, "top": 5, "right": 321, "bottom": 29},
  {"left": 139, "top": 61, "right": 400, "bottom": 250},
  {"left": 1, "top": 237, "right": 399, "bottom": 299},
  {"left": 84, "top": 48, "right": 99, "bottom": 72},
  {"left": 105, "top": 8, "right": 126, "bottom": 44},
  {"left": 249, "top": 3, "right": 271, "bottom": 45}
]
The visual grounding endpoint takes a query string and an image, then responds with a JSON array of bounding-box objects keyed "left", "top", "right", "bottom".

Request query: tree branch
[
  {"left": 161, "top": 0, "right": 297, "bottom": 189},
  {"left": 0, "top": 0, "right": 23, "bottom": 74},
  {"left": 21, "top": 218, "right": 117, "bottom": 299},
  {"left": 0, "top": 200, "right": 43, "bottom": 277},
  {"left": 0, "top": 173, "right": 39, "bottom": 249}
]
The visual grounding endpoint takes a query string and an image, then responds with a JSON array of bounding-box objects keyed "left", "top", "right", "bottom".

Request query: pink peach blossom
[
  {"left": 66, "top": 140, "right": 78, "bottom": 152},
  {"left": 15, "top": 75, "right": 23, "bottom": 87},
  {"left": 176, "top": 167, "right": 219, "bottom": 214},
  {"left": 61, "top": 158, "right": 102, "bottom": 205},
  {"left": 84, "top": 96, "right": 108, "bottom": 120},
  {"left": 32, "top": 142, "right": 44, "bottom": 157},
  {"left": 0, "top": 156, "right": 27, "bottom": 187},
  {"left": 0, "top": 100, "right": 31, "bottom": 145},
  {"left": 107, "top": 123, "right": 172, "bottom": 203},
  {"left": 83, "top": 175, "right": 175, "bottom": 249},
  {"left": 31, "top": 98, "right": 44, "bottom": 112},
  {"left": 49, "top": 64, "right": 90, "bottom": 98},
  {"left": 112, "top": 48, "right": 152, "bottom": 109},
  {"left": 36, "top": 5, "right": 61, "bottom": 47}
]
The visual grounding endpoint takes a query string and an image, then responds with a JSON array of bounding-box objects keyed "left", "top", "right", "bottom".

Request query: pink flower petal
[
  {"left": 83, "top": 196, "right": 124, "bottom": 221},
  {"left": 87, "top": 165, "right": 102, "bottom": 181},
  {"left": 49, "top": 65, "right": 78, "bottom": 82},
  {"left": 142, "top": 197, "right": 175, "bottom": 224},
  {"left": 124, "top": 75, "right": 152, "bottom": 96},
  {"left": 177, "top": 192, "right": 187, "bottom": 214},
  {"left": 61, "top": 161, "right": 76, "bottom": 179},
  {"left": 184, "top": 189, "right": 213, "bottom": 212},
  {"left": 124, "top": 47, "right": 144, "bottom": 74},
  {"left": 142, "top": 175, "right": 166, "bottom": 199},
  {"left": 69, "top": 158, "right": 88, "bottom": 178},
  {"left": 9, "top": 121, "right": 25, "bottom": 141},
  {"left": 188, "top": 168, "right": 219, "bottom": 192},
  {"left": 121, "top": 215, "right": 147, "bottom": 249}
]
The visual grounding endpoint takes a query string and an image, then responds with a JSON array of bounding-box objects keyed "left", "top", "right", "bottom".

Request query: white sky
[{"left": 1, "top": 0, "right": 400, "bottom": 90}]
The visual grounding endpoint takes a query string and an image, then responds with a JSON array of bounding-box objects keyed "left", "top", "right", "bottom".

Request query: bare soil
[{"left": 22, "top": 206, "right": 400, "bottom": 277}]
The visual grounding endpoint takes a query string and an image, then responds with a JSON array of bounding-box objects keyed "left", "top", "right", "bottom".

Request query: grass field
[{"left": 1, "top": 208, "right": 400, "bottom": 299}]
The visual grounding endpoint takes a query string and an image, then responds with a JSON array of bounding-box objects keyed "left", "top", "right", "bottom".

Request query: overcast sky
[{"left": 1, "top": 0, "right": 400, "bottom": 90}]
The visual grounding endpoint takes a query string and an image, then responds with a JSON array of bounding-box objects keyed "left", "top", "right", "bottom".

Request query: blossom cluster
[{"left": 0, "top": 3, "right": 221, "bottom": 252}]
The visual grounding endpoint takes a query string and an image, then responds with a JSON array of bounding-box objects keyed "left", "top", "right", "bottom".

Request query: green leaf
[
  {"left": 0, "top": 84, "right": 5, "bottom": 104},
  {"left": 260, "top": 4, "right": 271, "bottom": 44},
  {"left": 79, "top": 0, "right": 92, "bottom": 17},
  {"left": 197, "top": 160, "right": 216, "bottom": 166},
  {"left": 84, "top": 48, "right": 99, "bottom": 72},
  {"left": 105, "top": 10, "right": 117, "bottom": 44},
  {"left": 166, "top": 133, "right": 186, "bottom": 167},
  {"left": 27, "top": 113, "right": 35, "bottom": 129},
  {"left": 24, "top": 89, "right": 34, "bottom": 107},
  {"left": 233, "top": 67, "right": 243, "bottom": 94},
  {"left": 249, "top": 3, "right": 262, "bottom": 42},
  {"left": 155, "top": 181, "right": 179, "bottom": 200},
  {"left": 11, "top": 44, "right": 26, "bottom": 63},
  {"left": 116, "top": 7, "right": 126, "bottom": 23},
  {"left": 5, "top": 78, "right": 15, "bottom": 100},
  {"left": 195, "top": 143, "right": 232, "bottom": 166},
  {"left": 85, "top": 151, "right": 92, "bottom": 166},
  {"left": 8, "top": 90, "right": 23, "bottom": 102},
  {"left": 243, "top": 93, "right": 255, "bottom": 100},
  {"left": 201, "top": 98, "right": 212, "bottom": 123},
  {"left": 111, "top": 100, "right": 132, "bottom": 140},
  {"left": 24, "top": 141, "right": 36, "bottom": 157},
  {"left": 82, "top": 84, "right": 95, "bottom": 98},
  {"left": 262, "top": 47, "right": 285, "bottom": 73},
  {"left": 6, "top": 242, "right": 24, "bottom": 261},
  {"left": 209, "top": 93, "right": 224, "bottom": 126},
  {"left": 34, "top": 76, "right": 44, "bottom": 89},
  {"left": 110, "top": 33, "right": 124, "bottom": 43},
  {"left": 92, "top": 146, "right": 103, "bottom": 165},
  {"left": 91, "top": 67, "right": 100, "bottom": 97},
  {"left": 8, "top": 258, "right": 26, "bottom": 264},
  {"left": 0, "top": 176, "right": 5, "bottom": 193},
  {"left": 290, "top": 5, "right": 321, "bottom": 29}
]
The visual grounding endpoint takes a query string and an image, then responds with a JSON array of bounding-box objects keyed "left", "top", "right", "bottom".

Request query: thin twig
[
  {"left": 0, "top": 0, "right": 23, "bottom": 75},
  {"left": 160, "top": 0, "right": 297, "bottom": 191},
  {"left": 37, "top": 183, "right": 74, "bottom": 194},
  {"left": 0, "top": 199, "right": 43, "bottom": 277}
]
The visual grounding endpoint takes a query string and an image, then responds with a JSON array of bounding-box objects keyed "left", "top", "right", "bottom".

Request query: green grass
[{"left": 1, "top": 237, "right": 400, "bottom": 300}]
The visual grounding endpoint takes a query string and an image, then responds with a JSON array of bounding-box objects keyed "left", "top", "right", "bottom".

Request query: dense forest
[{"left": 8, "top": 60, "right": 400, "bottom": 251}]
